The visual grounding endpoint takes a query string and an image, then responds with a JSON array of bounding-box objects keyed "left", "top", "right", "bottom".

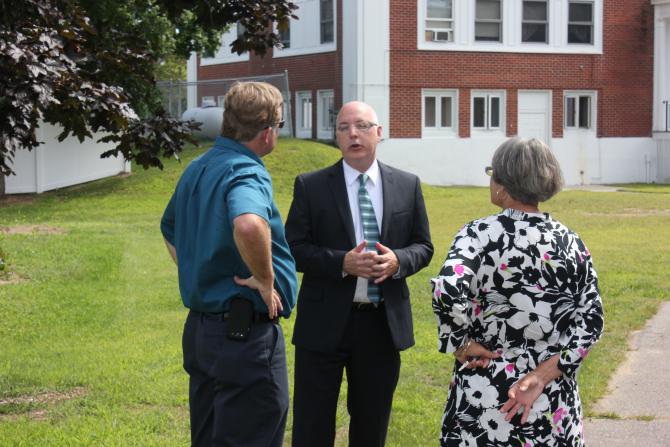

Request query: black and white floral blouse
[{"left": 431, "top": 208, "right": 604, "bottom": 447}]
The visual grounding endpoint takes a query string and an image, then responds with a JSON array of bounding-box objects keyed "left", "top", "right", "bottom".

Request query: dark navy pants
[
  {"left": 292, "top": 306, "right": 401, "bottom": 447},
  {"left": 183, "top": 310, "right": 289, "bottom": 447}
]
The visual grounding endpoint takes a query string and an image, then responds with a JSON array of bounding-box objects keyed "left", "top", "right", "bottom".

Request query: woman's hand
[
  {"left": 500, "top": 354, "right": 562, "bottom": 424},
  {"left": 457, "top": 342, "right": 500, "bottom": 370},
  {"left": 499, "top": 372, "right": 546, "bottom": 424}
]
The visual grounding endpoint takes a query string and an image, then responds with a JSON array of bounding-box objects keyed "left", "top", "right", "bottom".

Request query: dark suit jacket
[{"left": 285, "top": 159, "right": 433, "bottom": 352}]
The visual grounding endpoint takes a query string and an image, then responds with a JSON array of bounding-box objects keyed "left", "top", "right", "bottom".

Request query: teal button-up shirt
[{"left": 161, "top": 136, "right": 297, "bottom": 316}]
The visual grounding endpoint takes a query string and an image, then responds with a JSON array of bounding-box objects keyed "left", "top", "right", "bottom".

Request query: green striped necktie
[{"left": 358, "top": 174, "right": 381, "bottom": 304}]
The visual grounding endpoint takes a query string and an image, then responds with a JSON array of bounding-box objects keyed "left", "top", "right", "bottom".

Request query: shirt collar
[
  {"left": 502, "top": 208, "right": 550, "bottom": 221},
  {"left": 343, "top": 159, "right": 380, "bottom": 187},
  {"left": 214, "top": 136, "right": 265, "bottom": 166}
]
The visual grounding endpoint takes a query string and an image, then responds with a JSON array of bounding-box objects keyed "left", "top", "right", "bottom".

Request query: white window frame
[
  {"left": 416, "top": 0, "right": 602, "bottom": 54},
  {"left": 521, "top": 0, "right": 549, "bottom": 44},
  {"left": 474, "top": 0, "right": 503, "bottom": 43},
  {"left": 295, "top": 91, "right": 313, "bottom": 139},
  {"left": 567, "top": 0, "right": 594, "bottom": 45},
  {"left": 564, "top": 90, "right": 597, "bottom": 131},
  {"left": 422, "top": 89, "right": 459, "bottom": 137},
  {"left": 424, "top": 0, "right": 455, "bottom": 43},
  {"left": 316, "top": 89, "right": 335, "bottom": 140},
  {"left": 217, "top": 95, "right": 225, "bottom": 107},
  {"left": 471, "top": 90, "right": 505, "bottom": 134}
]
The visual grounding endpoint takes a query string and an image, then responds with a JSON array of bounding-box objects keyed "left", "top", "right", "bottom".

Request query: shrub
[{"left": 0, "top": 246, "right": 7, "bottom": 277}]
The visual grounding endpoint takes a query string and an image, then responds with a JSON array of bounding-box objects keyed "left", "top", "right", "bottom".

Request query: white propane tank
[{"left": 182, "top": 100, "right": 223, "bottom": 139}]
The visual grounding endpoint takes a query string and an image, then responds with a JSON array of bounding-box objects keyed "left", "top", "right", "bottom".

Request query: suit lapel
[
  {"left": 379, "top": 161, "right": 394, "bottom": 243},
  {"left": 327, "top": 160, "right": 356, "bottom": 247}
]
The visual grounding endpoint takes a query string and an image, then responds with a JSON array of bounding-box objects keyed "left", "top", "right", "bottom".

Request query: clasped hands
[
  {"left": 457, "top": 341, "right": 556, "bottom": 425},
  {"left": 343, "top": 240, "right": 399, "bottom": 283}
]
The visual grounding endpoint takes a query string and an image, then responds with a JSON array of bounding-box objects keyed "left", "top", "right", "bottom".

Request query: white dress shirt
[{"left": 342, "top": 159, "right": 383, "bottom": 303}]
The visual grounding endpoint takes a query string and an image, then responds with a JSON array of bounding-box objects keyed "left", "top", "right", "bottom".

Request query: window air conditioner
[{"left": 432, "top": 30, "right": 453, "bottom": 42}]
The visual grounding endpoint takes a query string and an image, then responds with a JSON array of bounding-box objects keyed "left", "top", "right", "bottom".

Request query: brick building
[{"left": 187, "top": 0, "right": 669, "bottom": 185}]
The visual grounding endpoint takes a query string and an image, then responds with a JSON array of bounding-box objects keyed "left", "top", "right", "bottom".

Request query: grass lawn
[{"left": 1, "top": 138, "right": 669, "bottom": 446}]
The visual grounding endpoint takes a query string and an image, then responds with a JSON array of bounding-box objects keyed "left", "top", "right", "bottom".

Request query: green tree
[
  {"left": 0, "top": 0, "right": 296, "bottom": 192},
  {"left": 156, "top": 54, "right": 188, "bottom": 82}
]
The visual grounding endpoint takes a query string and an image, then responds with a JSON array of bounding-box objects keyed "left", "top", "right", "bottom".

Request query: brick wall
[
  {"left": 196, "top": 1, "right": 343, "bottom": 139},
  {"left": 389, "top": 0, "right": 654, "bottom": 139}
]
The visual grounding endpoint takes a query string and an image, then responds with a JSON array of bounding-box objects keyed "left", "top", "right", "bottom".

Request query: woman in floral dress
[{"left": 431, "top": 137, "right": 604, "bottom": 446}]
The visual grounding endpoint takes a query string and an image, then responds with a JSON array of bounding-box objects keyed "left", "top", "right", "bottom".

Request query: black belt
[
  {"left": 196, "top": 310, "right": 278, "bottom": 324},
  {"left": 352, "top": 301, "right": 384, "bottom": 311}
]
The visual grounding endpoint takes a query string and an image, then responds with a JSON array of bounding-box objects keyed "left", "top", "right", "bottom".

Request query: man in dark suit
[{"left": 285, "top": 101, "right": 433, "bottom": 447}]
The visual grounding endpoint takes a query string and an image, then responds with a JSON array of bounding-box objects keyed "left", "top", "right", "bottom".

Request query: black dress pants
[
  {"left": 292, "top": 305, "right": 401, "bottom": 447},
  {"left": 183, "top": 310, "right": 289, "bottom": 447}
]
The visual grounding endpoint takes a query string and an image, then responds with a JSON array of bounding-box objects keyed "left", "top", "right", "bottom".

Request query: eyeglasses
[
  {"left": 485, "top": 166, "right": 493, "bottom": 177},
  {"left": 336, "top": 121, "right": 378, "bottom": 133},
  {"left": 266, "top": 120, "right": 285, "bottom": 130}
]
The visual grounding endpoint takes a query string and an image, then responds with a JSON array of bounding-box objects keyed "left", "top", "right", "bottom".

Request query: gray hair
[{"left": 491, "top": 137, "right": 564, "bottom": 205}]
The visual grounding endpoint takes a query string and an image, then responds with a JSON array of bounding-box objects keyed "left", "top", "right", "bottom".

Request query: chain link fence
[{"left": 157, "top": 72, "right": 293, "bottom": 137}]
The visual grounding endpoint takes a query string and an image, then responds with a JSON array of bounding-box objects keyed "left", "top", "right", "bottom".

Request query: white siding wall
[
  {"left": 5, "top": 122, "right": 130, "bottom": 194},
  {"left": 202, "top": 1, "right": 337, "bottom": 63},
  {"left": 342, "top": 0, "right": 390, "bottom": 134},
  {"left": 378, "top": 136, "right": 657, "bottom": 186},
  {"left": 274, "top": 0, "right": 336, "bottom": 58},
  {"left": 186, "top": 52, "right": 198, "bottom": 109},
  {"left": 656, "top": 132, "right": 670, "bottom": 183},
  {"left": 200, "top": 27, "right": 250, "bottom": 66},
  {"left": 653, "top": 1, "right": 670, "bottom": 183},
  {"left": 653, "top": 0, "right": 670, "bottom": 132},
  {"left": 6, "top": 149, "right": 38, "bottom": 194}
]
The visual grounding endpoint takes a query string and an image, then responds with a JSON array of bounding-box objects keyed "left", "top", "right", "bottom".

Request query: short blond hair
[{"left": 221, "top": 82, "right": 283, "bottom": 142}]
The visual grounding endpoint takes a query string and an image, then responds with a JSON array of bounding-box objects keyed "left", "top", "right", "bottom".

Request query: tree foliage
[
  {"left": 0, "top": 0, "right": 297, "bottom": 176},
  {"left": 155, "top": 54, "right": 188, "bottom": 82}
]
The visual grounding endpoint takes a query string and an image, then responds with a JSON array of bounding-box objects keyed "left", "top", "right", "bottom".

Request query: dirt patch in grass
[
  {"left": 0, "top": 224, "right": 67, "bottom": 235},
  {"left": 0, "top": 272, "right": 26, "bottom": 285},
  {"left": 0, "top": 195, "right": 36, "bottom": 207},
  {"left": 0, "top": 387, "right": 87, "bottom": 421},
  {"left": 0, "top": 386, "right": 87, "bottom": 406}
]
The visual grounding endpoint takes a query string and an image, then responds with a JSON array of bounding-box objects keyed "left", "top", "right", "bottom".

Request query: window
[
  {"left": 236, "top": 22, "right": 245, "bottom": 39},
  {"left": 475, "top": 0, "right": 502, "bottom": 42},
  {"left": 320, "top": 0, "right": 334, "bottom": 44},
  {"left": 201, "top": 96, "right": 215, "bottom": 107},
  {"left": 417, "top": 0, "right": 602, "bottom": 54},
  {"left": 217, "top": 95, "right": 225, "bottom": 107},
  {"left": 317, "top": 90, "right": 335, "bottom": 139},
  {"left": 278, "top": 22, "right": 290, "bottom": 49},
  {"left": 522, "top": 1, "right": 548, "bottom": 43},
  {"left": 423, "top": 90, "right": 458, "bottom": 135},
  {"left": 425, "top": 0, "right": 453, "bottom": 43},
  {"left": 295, "top": 91, "right": 312, "bottom": 138},
  {"left": 300, "top": 96, "right": 312, "bottom": 129},
  {"left": 568, "top": 1, "right": 593, "bottom": 44},
  {"left": 472, "top": 92, "right": 504, "bottom": 130},
  {"left": 564, "top": 93, "right": 594, "bottom": 129}
]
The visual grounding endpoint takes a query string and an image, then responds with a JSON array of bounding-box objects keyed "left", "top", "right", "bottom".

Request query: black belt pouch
[{"left": 226, "top": 296, "right": 254, "bottom": 342}]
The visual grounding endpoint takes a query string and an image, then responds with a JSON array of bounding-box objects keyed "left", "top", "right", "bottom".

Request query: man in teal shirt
[{"left": 161, "top": 82, "right": 297, "bottom": 447}]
